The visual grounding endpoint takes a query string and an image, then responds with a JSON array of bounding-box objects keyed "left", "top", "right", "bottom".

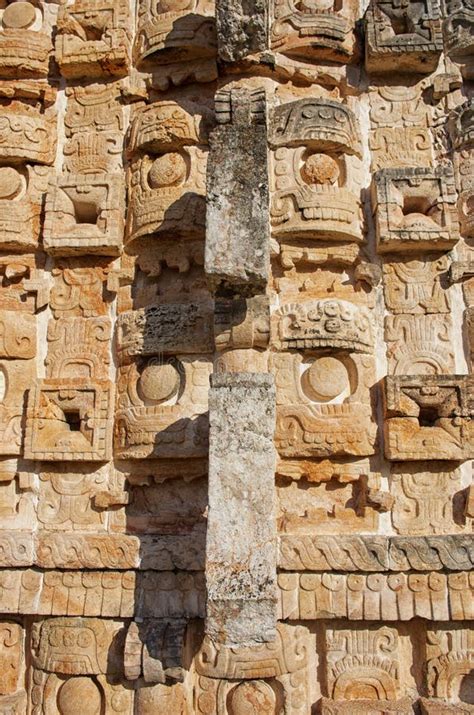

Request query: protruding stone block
[
  {"left": 206, "top": 373, "right": 277, "bottom": 646},
  {"left": 216, "top": 0, "right": 268, "bottom": 61},
  {"left": 372, "top": 166, "right": 459, "bottom": 253},
  {"left": 365, "top": 0, "right": 443, "bottom": 74},
  {"left": 383, "top": 375, "right": 474, "bottom": 460},
  {"left": 134, "top": 0, "right": 216, "bottom": 69},
  {"left": 214, "top": 295, "right": 270, "bottom": 351},
  {"left": 205, "top": 87, "right": 270, "bottom": 295},
  {"left": 116, "top": 304, "right": 214, "bottom": 361},
  {"left": 125, "top": 619, "right": 187, "bottom": 684},
  {"left": 44, "top": 174, "right": 125, "bottom": 256}
]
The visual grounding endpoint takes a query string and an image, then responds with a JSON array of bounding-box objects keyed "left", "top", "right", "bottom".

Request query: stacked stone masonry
[{"left": 0, "top": 0, "right": 472, "bottom": 713}]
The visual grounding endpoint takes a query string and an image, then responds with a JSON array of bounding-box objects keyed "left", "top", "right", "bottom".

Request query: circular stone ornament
[
  {"left": 0, "top": 167, "right": 23, "bottom": 200},
  {"left": 229, "top": 680, "right": 276, "bottom": 715},
  {"left": 57, "top": 677, "right": 102, "bottom": 715},
  {"left": 139, "top": 362, "right": 180, "bottom": 403},
  {"left": 148, "top": 152, "right": 186, "bottom": 189},
  {"left": 302, "top": 153, "right": 340, "bottom": 185},
  {"left": 3, "top": 1, "right": 36, "bottom": 29},
  {"left": 302, "top": 356, "right": 349, "bottom": 402}
]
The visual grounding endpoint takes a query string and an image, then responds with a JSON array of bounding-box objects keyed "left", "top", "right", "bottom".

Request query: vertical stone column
[
  {"left": 205, "top": 87, "right": 270, "bottom": 295},
  {"left": 206, "top": 372, "right": 277, "bottom": 646}
]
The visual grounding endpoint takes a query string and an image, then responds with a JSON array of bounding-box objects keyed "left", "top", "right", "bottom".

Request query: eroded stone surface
[
  {"left": 205, "top": 87, "right": 270, "bottom": 294},
  {"left": 206, "top": 373, "right": 277, "bottom": 646}
]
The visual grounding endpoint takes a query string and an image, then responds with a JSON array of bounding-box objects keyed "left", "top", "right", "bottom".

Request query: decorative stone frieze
[{"left": 0, "top": 1, "right": 472, "bottom": 712}]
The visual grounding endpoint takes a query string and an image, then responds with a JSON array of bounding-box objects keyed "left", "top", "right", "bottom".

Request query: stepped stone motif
[{"left": 0, "top": 1, "right": 472, "bottom": 713}]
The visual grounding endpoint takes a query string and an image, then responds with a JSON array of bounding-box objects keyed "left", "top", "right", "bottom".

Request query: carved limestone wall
[{"left": 0, "top": 0, "right": 472, "bottom": 713}]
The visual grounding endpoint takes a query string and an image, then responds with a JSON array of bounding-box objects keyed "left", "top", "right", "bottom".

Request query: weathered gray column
[
  {"left": 215, "top": 0, "right": 268, "bottom": 62},
  {"left": 205, "top": 87, "right": 270, "bottom": 295},
  {"left": 206, "top": 373, "right": 277, "bottom": 646}
]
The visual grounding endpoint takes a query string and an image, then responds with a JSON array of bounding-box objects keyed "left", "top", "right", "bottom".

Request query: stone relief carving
[
  {"left": 385, "top": 314, "right": 455, "bottom": 374},
  {"left": 270, "top": 98, "right": 363, "bottom": 243},
  {"left": 0, "top": 2, "right": 471, "bottom": 713},
  {"left": 383, "top": 375, "right": 474, "bottom": 460},
  {"left": 55, "top": 0, "right": 131, "bottom": 79},
  {"left": 390, "top": 464, "right": 469, "bottom": 535},
  {"left": 365, "top": 0, "right": 443, "bottom": 73},
  {"left": 0, "top": 0, "right": 53, "bottom": 78},
  {"left": 372, "top": 166, "right": 459, "bottom": 253},
  {"left": 126, "top": 100, "right": 208, "bottom": 251},
  {"left": 271, "top": 0, "right": 358, "bottom": 63}
]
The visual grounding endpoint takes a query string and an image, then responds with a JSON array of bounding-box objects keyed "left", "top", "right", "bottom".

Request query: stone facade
[{"left": 0, "top": 1, "right": 472, "bottom": 713}]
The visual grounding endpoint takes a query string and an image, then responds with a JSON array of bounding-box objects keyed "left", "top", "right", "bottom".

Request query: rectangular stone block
[
  {"left": 206, "top": 373, "right": 277, "bottom": 646},
  {"left": 116, "top": 304, "right": 214, "bottom": 360},
  {"left": 205, "top": 87, "right": 270, "bottom": 295},
  {"left": 320, "top": 697, "right": 414, "bottom": 713},
  {"left": 420, "top": 699, "right": 473, "bottom": 713}
]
